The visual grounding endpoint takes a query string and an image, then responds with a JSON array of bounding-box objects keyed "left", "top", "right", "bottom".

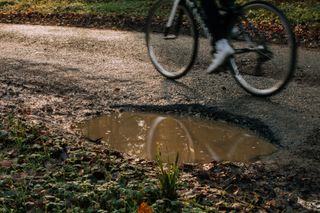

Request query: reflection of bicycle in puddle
[
  {"left": 81, "top": 112, "right": 276, "bottom": 164},
  {"left": 146, "top": 116, "right": 195, "bottom": 163},
  {"left": 145, "top": 115, "right": 276, "bottom": 164}
]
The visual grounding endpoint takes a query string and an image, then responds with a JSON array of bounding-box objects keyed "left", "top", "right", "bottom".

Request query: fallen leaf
[{"left": 138, "top": 202, "right": 152, "bottom": 213}]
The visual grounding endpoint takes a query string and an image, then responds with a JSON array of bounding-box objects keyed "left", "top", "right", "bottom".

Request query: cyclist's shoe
[{"left": 207, "top": 39, "right": 235, "bottom": 74}]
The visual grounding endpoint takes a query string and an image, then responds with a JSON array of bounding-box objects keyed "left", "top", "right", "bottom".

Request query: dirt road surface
[{"left": 0, "top": 24, "right": 319, "bottom": 210}]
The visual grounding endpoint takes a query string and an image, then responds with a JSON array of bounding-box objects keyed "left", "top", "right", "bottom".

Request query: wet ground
[
  {"left": 0, "top": 23, "right": 319, "bottom": 211},
  {"left": 80, "top": 111, "right": 276, "bottom": 164}
]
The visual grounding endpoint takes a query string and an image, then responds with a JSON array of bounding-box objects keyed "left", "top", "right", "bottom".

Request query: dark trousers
[{"left": 200, "top": 0, "right": 234, "bottom": 42}]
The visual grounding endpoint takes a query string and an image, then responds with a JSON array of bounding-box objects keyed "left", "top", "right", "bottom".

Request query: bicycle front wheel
[
  {"left": 229, "top": 1, "right": 297, "bottom": 96},
  {"left": 146, "top": 0, "right": 198, "bottom": 79}
]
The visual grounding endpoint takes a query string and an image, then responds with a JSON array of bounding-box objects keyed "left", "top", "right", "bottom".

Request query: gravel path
[{"left": 0, "top": 23, "right": 319, "bottom": 208}]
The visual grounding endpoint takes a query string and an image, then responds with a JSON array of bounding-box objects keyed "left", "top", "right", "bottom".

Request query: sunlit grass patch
[
  {"left": 0, "top": 0, "right": 89, "bottom": 13},
  {"left": 279, "top": 2, "right": 320, "bottom": 25},
  {"left": 88, "top": 0, "right": 152, "bottom": 16},
  {"left": 236, "top": 0, "right": 319, "bottom": 25},
  {"left": 0, "top": 0, "right": 152, "bottom": 15},
  {"left": 0, "top": 0, "right": 318, "bottom": 26}
]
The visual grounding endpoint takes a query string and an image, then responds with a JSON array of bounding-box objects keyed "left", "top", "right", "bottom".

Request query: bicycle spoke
[
  {"left": 229, "top": 1, "right": 296, "bottom": 96},
  {"left": 146, "top": 0, "right": 198, "bottom": 79}
]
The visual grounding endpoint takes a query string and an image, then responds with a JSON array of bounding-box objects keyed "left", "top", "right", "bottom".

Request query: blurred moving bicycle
[{"left": 145, "top": 0, "right": 297, "bottom": 96}]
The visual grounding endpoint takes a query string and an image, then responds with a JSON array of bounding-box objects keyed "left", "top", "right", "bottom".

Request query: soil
[{"left": 0, "top": 22, "right": 319, "bottom": 212}]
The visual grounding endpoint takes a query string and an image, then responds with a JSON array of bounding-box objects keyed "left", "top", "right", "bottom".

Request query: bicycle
[{"left": 145, "top": 0, "right": 297, "bottom": 96}]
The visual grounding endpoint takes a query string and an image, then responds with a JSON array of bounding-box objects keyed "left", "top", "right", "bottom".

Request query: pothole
[{"left": 79, "top": 111, "right": 276, "bottom": 163}]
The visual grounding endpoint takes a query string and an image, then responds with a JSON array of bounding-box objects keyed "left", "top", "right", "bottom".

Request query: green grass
[
  {"left": 0, "top": 116, "right": 219, "bottom": 212},
  {"left": 0, "top": 0, "right": 153, "bottom": 16},
  {"left": 155, "top": 151, "right": 180, "bottom": 200},
  {"left": 278, "top": 2, "right": 320, "bottom": 25},
  {"left": 90, "top": 0, "right": 153, "bottom": 16},
  {"left": 237, "top": 0, "right": 319, "bottom": 25},
  {"left": 0, "top": 0, "right": 318, "bottom": 25}
]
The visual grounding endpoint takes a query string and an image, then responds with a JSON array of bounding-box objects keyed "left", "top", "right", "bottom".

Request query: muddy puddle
[{"left": 80, "top": 112, "right": 276, "bottom": 163}]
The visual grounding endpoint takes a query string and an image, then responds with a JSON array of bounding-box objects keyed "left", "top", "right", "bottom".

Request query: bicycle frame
[
  {"left": 165, "top": 0, "right": 252, "bottom": 55},
  {"left": 165, "top": 0, "right": 214, "bottom": 44}
]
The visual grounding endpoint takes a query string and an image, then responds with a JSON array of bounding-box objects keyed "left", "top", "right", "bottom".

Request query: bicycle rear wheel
[
  {"left": 229, "top": 1, "right": 297, "bottom": 96},
  {"left": 146, "top": 0, "right": 198, "bottom": 79}
]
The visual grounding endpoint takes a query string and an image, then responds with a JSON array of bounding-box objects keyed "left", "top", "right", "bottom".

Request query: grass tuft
[{"left": 155, "top": 151, "right": 180, "bottom": 200}]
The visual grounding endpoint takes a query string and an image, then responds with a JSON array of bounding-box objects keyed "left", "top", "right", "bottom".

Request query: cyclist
[{"left": 200, "top": 0, "right": 235, "bottom": 73}]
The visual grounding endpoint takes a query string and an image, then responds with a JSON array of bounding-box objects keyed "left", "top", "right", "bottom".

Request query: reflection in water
[{"left": 80, "top": 112, "right": 276, "bottom": 163}]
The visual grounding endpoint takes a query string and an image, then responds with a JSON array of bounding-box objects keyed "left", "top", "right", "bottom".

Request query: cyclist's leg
[
  {"left": 200, "top": 0, "right": 224, "bottom": 42},
  {"left": 200, "top": 0, "right": 235, "bottom": 73}
]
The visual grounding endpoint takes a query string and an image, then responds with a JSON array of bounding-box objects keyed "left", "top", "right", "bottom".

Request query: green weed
[
  {"left": 0, "top": 116, "right": 43, "bottom": 151},
  {"left": 155, "top": 151, "right": 180, "bottom": 200}
]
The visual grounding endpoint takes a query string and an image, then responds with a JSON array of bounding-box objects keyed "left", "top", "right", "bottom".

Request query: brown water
[{"left": 80, "top": 112, "right": 276, "bottom": 163}]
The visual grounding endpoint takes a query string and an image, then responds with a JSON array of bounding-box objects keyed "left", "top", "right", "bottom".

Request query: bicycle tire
[
  {"left": 229, "top": 1, "right": 297, "bottom": 96},
  {"left": 146, "top": 0, "right": 199, "bottom": 79}
]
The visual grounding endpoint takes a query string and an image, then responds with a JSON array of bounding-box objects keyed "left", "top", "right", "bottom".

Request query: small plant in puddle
[{"left": 155, "top": 151, "right": 180, "bottom": 200}]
